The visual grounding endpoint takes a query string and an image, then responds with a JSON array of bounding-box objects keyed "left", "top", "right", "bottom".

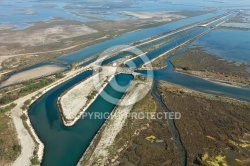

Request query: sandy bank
[
  {"left": 9, "top": 62, "right": 95, "bottom": 165},
  {"left": 0, "top": 64, "right": 66, "bottom": 88},
  {"left": 123, "top": 11, "right": 185, "bottom": 20},
  {"left": 175, "top": 69, "right": 247, "bottom": 88},
  {"left": 11, "top": 92, "right": 44, "bottom": 166},
  {"left": 59, "top": 66, "right": 116, "bottom": 126},
  {"left": 79, "top": 78, "right": 153, "bottom": 165}
]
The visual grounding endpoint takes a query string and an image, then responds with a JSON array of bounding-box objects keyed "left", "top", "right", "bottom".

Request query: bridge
[{"left": 92, "top": 66, "right": 140, "bottom": 76}]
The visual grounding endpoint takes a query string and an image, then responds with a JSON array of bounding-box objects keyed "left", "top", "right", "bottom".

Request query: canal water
[
  {"left": 56, "top": 12, "right": 225, "bottom": 63},
  {"left": 28, "top": 12, "right": 250, "bottom": 166},
  {"left": 29, "top": 72, "right": 133, "bottom": 166},
  {"left": 136, "top": 29, "right": 250, "bottom": 102}
]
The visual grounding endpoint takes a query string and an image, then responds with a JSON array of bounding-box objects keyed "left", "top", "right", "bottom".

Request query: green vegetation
[
  {"left": 0, "top": 103, "right": 16, "bottom": 113},
  {"left": 55, "top": 73, "right": 64, "bottom": 79},
  {"left": 21, "top": 99, "right": 32, "bottom": 110},
  {"left": 20, "top": 78, "right": 54, "bottom": 94},
  {"left": 13, "top": 145, "right": 22, "bottom": 152},
  {"left": 24, "top": 99, "right": 31, "bottom": 105},
  {"left": 0, "top": 76, "right": 57, "bottom": 106},
  {"left": 87, "top": 90, "right": 98, "bottom": 100},
  {"left": 171, "top": 47, "right": 250, "bottom": 85},
  {"left": 82, "top": 92, "right": 157, "bottom": 165},
  {"left": 20, "top": 114, "right": 28, "bottom": 121},
  {"left": 30, "top": 156, "right": 40, "bottom": 165},
  {"left": 0, "top": 95, "right": 19, "bottom": 106},
  {"left": 70, "top": 63, "right": 77, "bottom": 70}
]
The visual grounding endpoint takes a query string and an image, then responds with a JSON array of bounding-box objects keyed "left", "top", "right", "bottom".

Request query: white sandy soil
[
  {"left": 81, "top": 79, "right": 152, "bottom": 165},
  {"left": 123, "top": 11, "right": 185, "bottom": 20},
  {"left": 9, "top": 62, "right": 94, "bottom": 165},
  {"left": 60, "top": 67, "right": 116, "bottom": 124},
  {"left": 222, "top": 22, "right": 250, "bottom": 29}
]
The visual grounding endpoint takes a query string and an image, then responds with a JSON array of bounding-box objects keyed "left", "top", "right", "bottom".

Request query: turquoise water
[
  {"left": 56, "top": 12, "right": 225, "bottom": 63},
  {"left": 28, "top": 72, "right": 133, "bottom": 166},
  {"left": 101, "top": 26, "right": 201, "bottom": 66},
  {"left": 125, "top": 14, "right": 235, "bottom": 67},
  {"left": 0, "top": 0, "right": 208, "bottom": 29},
  {"left": 136, "top": 42, "right": 250, "bottom": 102},
  {"left": 27, "top": 12, "right": 250, "bottom": 166},
  {"left": 0, "top": 0, "right": 92, "bottom": 29},
  {"left": 125, "top": 27, "right": 207, "bottom": 67},
  {"left": 193, "top": 29, "right": 250, "bottom": 64}
]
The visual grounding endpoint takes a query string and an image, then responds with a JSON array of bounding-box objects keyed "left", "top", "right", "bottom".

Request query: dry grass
[
  {"left": 171, "top": 47, "right": 250, "bottom": 85},
  {"left": 0, "top": 111, "right": 20, "bottom": 166},
  {"left": 158, "top": 81, "right": 250, "bottom": 165}
]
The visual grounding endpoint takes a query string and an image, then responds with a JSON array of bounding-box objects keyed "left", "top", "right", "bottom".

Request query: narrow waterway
[
  {"left": 56, "top": 12, "right": 225, "bottom": 63},
  {"left": 152, "top": 81, "right": 187, "bottom": 166},
  {"left": 137, "top": 46, "right": 250, "bottom": 102},
  {"left": 29, "top": 73, "right": 133, "bottom": 166},
  {"left": 27, "top": 11, "right": 250, "bottom": 166}
]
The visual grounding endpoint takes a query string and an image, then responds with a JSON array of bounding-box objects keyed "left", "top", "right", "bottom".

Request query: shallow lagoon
[{"left": 193, "top": 28, "right": 250, "bottom": 64}]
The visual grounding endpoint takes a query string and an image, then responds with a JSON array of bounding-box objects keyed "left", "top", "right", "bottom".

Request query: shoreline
[
  {"left": 141, "top": 26, "right": 211, "bottom": 69},
  {"left": 0, "top": 18, "right": 180, "bottom": 72},
  {"left": 157, "top": 81, "right": 250, "bottom": 166},
  {"left": 5, "top": 13, "right": 242, "bottom": 165},
  {"left": 78, "top": 77, "right": 153, "bottom": 165},
  {"left": 124, "top": 24, "right": 198, "bottom": 66},
  {"left": 9, "top": 62, "right": 96, "bottom": 165},
  {"left": 0, "top": 64, "right": 67, "bottom": 88},
  {"left": 76, "top": 79, "right": 135, "bottom": 166},
  {"left": 175, "top": 68, "right": 249, "bottom": 88}
]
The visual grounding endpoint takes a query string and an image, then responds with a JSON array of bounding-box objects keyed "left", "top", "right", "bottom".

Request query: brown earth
[
  {"left": 0, "top": 18, "right": 172, "bottom": 72},
  {"left": 113, "top": 119, "right": 181, "bottom": 166},
  {"left": 0, "top": 10, "right": 208, "bottom": 72},
  {"left": 171, "top": 47, "right": 250, "bottom": 85},
  {"left": 158, "top": 81, "right": 250, "bottom": 166},
  {"left": 150, "top": 44, "right": 187, "bottom": 69},
  {"left": 106, "top": 92, "right": 181, "bottom": 166}
]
